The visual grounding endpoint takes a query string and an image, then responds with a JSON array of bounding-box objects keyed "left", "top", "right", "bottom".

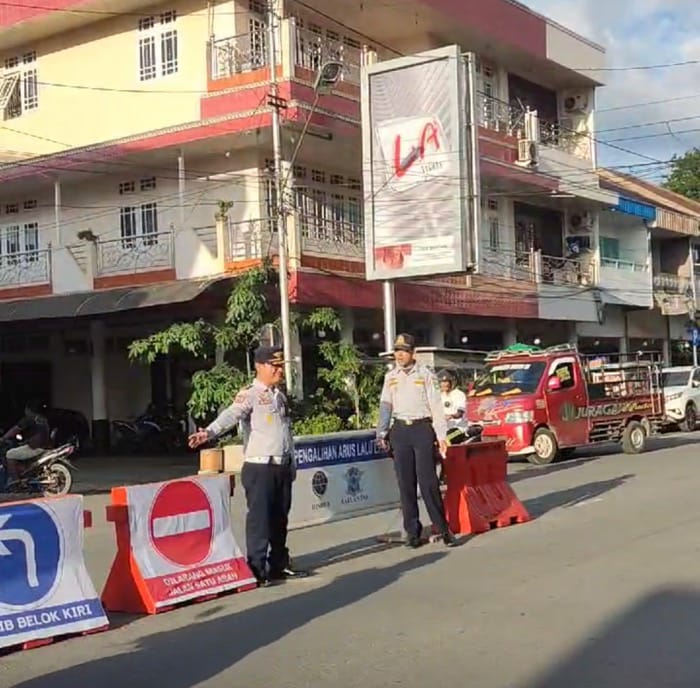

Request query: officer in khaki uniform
[
  {"left": 376, "top": 333, "right": 457, "bottom": 548},
  {"left": 189, "top": 346, "right": 309, "bottom": 585}
]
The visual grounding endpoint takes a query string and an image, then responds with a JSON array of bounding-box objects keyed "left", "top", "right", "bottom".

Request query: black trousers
[
  {"left": 240, "top": 461, "right": 293, "bottom": 578},
  {"left": 389, "top": 421, "right": 448, "bottom": 539}
]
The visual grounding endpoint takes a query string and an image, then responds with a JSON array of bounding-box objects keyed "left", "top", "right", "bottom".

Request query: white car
[{"left": 662, "top": 366, "right": 700, "bottom": 431}]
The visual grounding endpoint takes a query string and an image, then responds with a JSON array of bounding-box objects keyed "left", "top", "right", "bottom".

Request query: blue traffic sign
[
  {"left": 0, "top": 503, "right": 62, "bottom": 607},
  {"left": 692, "top": 329, "right": 700, "bottom": 347}
]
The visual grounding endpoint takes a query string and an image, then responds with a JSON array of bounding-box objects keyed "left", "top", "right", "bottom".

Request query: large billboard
[{"left": 361, "top": 45, "right": 478, "bottom": 281}]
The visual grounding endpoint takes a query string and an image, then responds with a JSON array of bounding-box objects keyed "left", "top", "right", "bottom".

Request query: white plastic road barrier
[
  {"left": 289, "top": 430, "right": 401, "bottom": 529},
  {"left": 0, "top": 495, "right": 108, "bottom": 651}
]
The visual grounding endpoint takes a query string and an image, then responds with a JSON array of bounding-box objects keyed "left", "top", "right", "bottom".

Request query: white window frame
[
  {"left": 291, "top": 166, "right": 363, "bottom": 242},
  {"left": 2, "top": 51, "right": 38, "bottom": 120},
  {"left": 138, "top": 12, "right": 178, "bottom": 81},
  {"left": 0, "top": 222, "right": 40, "bottom": 264},
  {"left": 119, "top": 203, "right": 159, "bottom": 248}
]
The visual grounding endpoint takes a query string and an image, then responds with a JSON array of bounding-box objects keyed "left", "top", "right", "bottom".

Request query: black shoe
[
  {"left": 269, "top": 567, "right": 310, "bottom": 581},
  {"left": 406, "top": 536, "right": 422, "bottom": 549},
  {"left": 442, "top": 531, "right": 458, "bottom": 548}
]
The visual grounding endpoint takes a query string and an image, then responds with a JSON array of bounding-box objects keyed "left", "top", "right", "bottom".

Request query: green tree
[
  {"left": 665, "top": 148, "right": 700, "bottom": 201},
  {"left": 294, "top": 308, "right": 383, "bottom": 434},
  {"left": 128, "top": 263, "right": 274, "bottom": 420}
]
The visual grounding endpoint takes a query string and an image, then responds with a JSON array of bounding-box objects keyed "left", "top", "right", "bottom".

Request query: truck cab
[{"left": 467, "top": 344, "right": 664, "bottom": 465}]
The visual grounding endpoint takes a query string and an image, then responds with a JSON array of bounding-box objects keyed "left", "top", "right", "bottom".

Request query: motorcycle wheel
[{"left": 43, "top": 462, "right": 73, "bottom": 497}]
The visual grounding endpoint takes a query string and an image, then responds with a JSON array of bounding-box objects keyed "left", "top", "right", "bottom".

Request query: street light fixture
[{"left": 313, "top": 60, "right": 344, "bottom": 94}]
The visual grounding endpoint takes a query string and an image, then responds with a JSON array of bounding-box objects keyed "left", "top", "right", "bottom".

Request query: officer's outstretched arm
[
  {"left": 205, "top": 389, "right": 253, "bottom": 440},
  {"left": 426, "top": 373, "right": 448, "bottom": 441},
  {"left": 377, "top": 376, "right": 393, "bottom": 438}
]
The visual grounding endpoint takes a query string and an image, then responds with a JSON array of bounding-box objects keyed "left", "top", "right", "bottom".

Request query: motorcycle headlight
[{"left": 504, "top": 410, "right": 534, "bottom": 424}]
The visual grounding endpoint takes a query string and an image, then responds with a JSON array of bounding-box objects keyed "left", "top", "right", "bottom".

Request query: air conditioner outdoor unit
[
  {"left": 562, "top": 92, "right": 589, "bottom": 114},
  {"left": 517, "top": 139, "right": 538, "bottom": 167}
]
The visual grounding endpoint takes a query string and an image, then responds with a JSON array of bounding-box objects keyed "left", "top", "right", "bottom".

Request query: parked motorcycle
[
  {"left": 0, "top": 433, "right": 77, "bottom": 497},
  {"left": 112, "top": 404, "right": 188, "bottom": 455}
]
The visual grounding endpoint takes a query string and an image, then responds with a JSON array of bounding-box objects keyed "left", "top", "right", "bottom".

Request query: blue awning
[{"left": 613, "top": 196, "right": 656, "bottom": 221}]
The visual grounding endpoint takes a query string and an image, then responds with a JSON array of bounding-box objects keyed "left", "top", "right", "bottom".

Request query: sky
[{"left": 523, "top": 0, "right": 700, "bottom": 181}]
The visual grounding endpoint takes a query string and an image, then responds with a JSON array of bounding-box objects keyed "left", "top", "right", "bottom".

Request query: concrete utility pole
[
  {"left": 266, "top": 2, "right": 345, "bottom": 393},
  {"left": 266, "top": 1, "right": 294, "bottom": 389}
]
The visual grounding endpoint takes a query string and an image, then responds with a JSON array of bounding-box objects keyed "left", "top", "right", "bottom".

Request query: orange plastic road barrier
[
  {"left": 443, "top": 440, "right": 530, "bottom": 535},
  {"left": 101, "top": 475, "right": 257, "bottom": 616}
]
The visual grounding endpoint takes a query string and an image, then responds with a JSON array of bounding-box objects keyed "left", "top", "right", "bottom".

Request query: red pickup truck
[{"left": 466, "top": 344, "right": 665, "bottom": 465}]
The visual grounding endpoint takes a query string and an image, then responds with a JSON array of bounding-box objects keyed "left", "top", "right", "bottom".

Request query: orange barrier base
[{"left": 443, "top": 440, "right": 531, "bottom": 535}]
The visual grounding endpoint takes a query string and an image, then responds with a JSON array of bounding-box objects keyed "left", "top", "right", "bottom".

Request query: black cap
[
  {"left": 393, "top": 333, "right": 415, "bottom": 352},
  {"left": 254, "top": 346, "right": 284, "bottom": 365}
]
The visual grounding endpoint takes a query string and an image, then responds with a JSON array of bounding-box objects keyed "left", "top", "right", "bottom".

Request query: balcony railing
[
  {"left": 209, "top": 32, "right": 267, "bottom": 80},
  {"left": 298, "top": 213, "right": 363, "bottom": 258},
  {"left": 293, "top": 25, "right": 362, "bottom": 86},
  {"left": 0, "top": 249, "right": 50, "bottom": 288},
  {"left": 476, "top": 93, "right": 525, "bottom": 137},
  {"left": 601, "top": 257, "right": 648, "bottom": 272},
  {"left": 96, "top": 232, "right": 174, "bottom": 277},
  {"left": 480, "top": 245, "right": 536, "bottom": 281},
  {"left": 226, "top": 219, "right": 275, "bottom": 263},
  {"left": 480, "top": 245, "right": 595, "bottom": 287},
  {"left": 541, "top": 253, "right": 595, "bottom": 287},
  {"left": 539, "top": 119, "right": 592, "bottom": 160},
  {"left": 653, "top": 272, "right": 693, "bottom": 294}
]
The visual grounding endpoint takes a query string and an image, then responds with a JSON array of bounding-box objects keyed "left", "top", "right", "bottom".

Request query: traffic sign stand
[{"left": 102, "top": 476, "right": 257, "bottom": 616}]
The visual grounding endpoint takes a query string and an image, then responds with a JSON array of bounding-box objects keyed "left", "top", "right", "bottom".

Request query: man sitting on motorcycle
[{"left": 3, "top": 399, "right": 51, "bottom": 483}]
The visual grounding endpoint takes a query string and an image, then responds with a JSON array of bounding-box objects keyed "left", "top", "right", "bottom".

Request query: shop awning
[{"left": 0, "top": 276, "right": 230, "bottom": 323}]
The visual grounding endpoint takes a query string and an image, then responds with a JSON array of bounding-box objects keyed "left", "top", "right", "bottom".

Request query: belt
[
  {"left": 244, "top": 456, "right": 290, "bottom": 465},
  {"left": 394, "top": 417, "right": 431, "bottom": 426}
]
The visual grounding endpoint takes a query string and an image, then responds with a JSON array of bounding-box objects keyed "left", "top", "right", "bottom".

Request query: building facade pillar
[{"left": 90, "top": 319, "right": 109, "bottom": 454}]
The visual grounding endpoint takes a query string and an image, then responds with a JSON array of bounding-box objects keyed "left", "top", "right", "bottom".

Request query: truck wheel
[
  {"left": 622, "top": 421, "right": 646, "bottom": 454},
  {"left": 529, "top": 428, "right": 558, "bottom": 466},
  {"left": 680, "top": 403, "right": 697, "bottom": 432}
]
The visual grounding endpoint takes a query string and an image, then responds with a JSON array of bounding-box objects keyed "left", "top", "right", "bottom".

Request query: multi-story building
[{"left": 0, "top": 0, "right": 697, "bottom": 445}]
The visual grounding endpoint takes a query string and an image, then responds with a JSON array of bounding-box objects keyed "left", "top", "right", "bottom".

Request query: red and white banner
[{"left": 102, "top": 475, "right": 256, "bottom": 614}]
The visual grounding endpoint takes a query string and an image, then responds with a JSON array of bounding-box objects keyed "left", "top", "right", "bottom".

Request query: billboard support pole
[{"left": 383, "top": 280, "right": 396, "bottom": 351}]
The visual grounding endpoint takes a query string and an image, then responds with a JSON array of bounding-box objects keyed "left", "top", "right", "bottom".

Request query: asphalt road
[{"left": 3, "top": 433, "right": 700, "bottom": 688}]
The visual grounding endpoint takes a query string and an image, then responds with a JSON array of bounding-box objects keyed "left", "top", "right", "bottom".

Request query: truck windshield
[
  {"left": 470, "top": 361, "right": 547, "bottom": 397},
  {"left": 662, "top": 371, "right": 689, "bottom": 387}
]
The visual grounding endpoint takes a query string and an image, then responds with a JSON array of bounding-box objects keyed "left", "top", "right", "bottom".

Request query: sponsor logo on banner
[
  {"left": 311, "top": 471, "right": 330, "bottom": 511},
  {"left": 342, "top": 466, "right": 369, "bottom": 505},
  {"left": 126, "top": 477, "right": 256, "bottom": 608},
  {"left": 0, "top": 496, "right": 108, "bottom": 649},
  {"left": 289, "top": 431, "right": 400, "bottom": 529}
]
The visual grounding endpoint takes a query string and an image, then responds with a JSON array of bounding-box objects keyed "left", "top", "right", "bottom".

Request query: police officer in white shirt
[
  {"left": 376, "top": 333, "right": 457, "bottom": 548},
  {"left": 188, "top": 346, "right": 309, "bottom": 586}
]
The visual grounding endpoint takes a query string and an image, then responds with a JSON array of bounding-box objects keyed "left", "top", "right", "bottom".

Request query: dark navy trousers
[
  {"left": 389, "top": 421, "right": 448, "bottom": 539},
  {"left": 240, "top": 460, "right": 293, "bottom": 577}
]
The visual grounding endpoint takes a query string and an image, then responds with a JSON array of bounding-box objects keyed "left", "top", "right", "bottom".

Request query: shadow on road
[
  {"left": 523, "top": 474, "right": 634, "bottom": 518},
  {"left": 520, "top": 588, "right": 700, "bottom": 688},
  {"left": 509, "top": 457, "right": 602, "bottom": 484},
  {"left": 13, "top": 553, "right": 445, "bottom": 688},
  {"left": 296, "top": 534, "right": 401, "bottom": 570}
]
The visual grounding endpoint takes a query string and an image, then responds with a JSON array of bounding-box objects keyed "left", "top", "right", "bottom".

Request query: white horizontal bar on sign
[{"left": 152, "top": 510, "right": 211, "bottom": 538}]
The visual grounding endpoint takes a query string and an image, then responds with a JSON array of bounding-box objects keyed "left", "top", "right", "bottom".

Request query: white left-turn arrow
[{"left": 0, "top": 512, "right": 39, "bottom": 587}]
